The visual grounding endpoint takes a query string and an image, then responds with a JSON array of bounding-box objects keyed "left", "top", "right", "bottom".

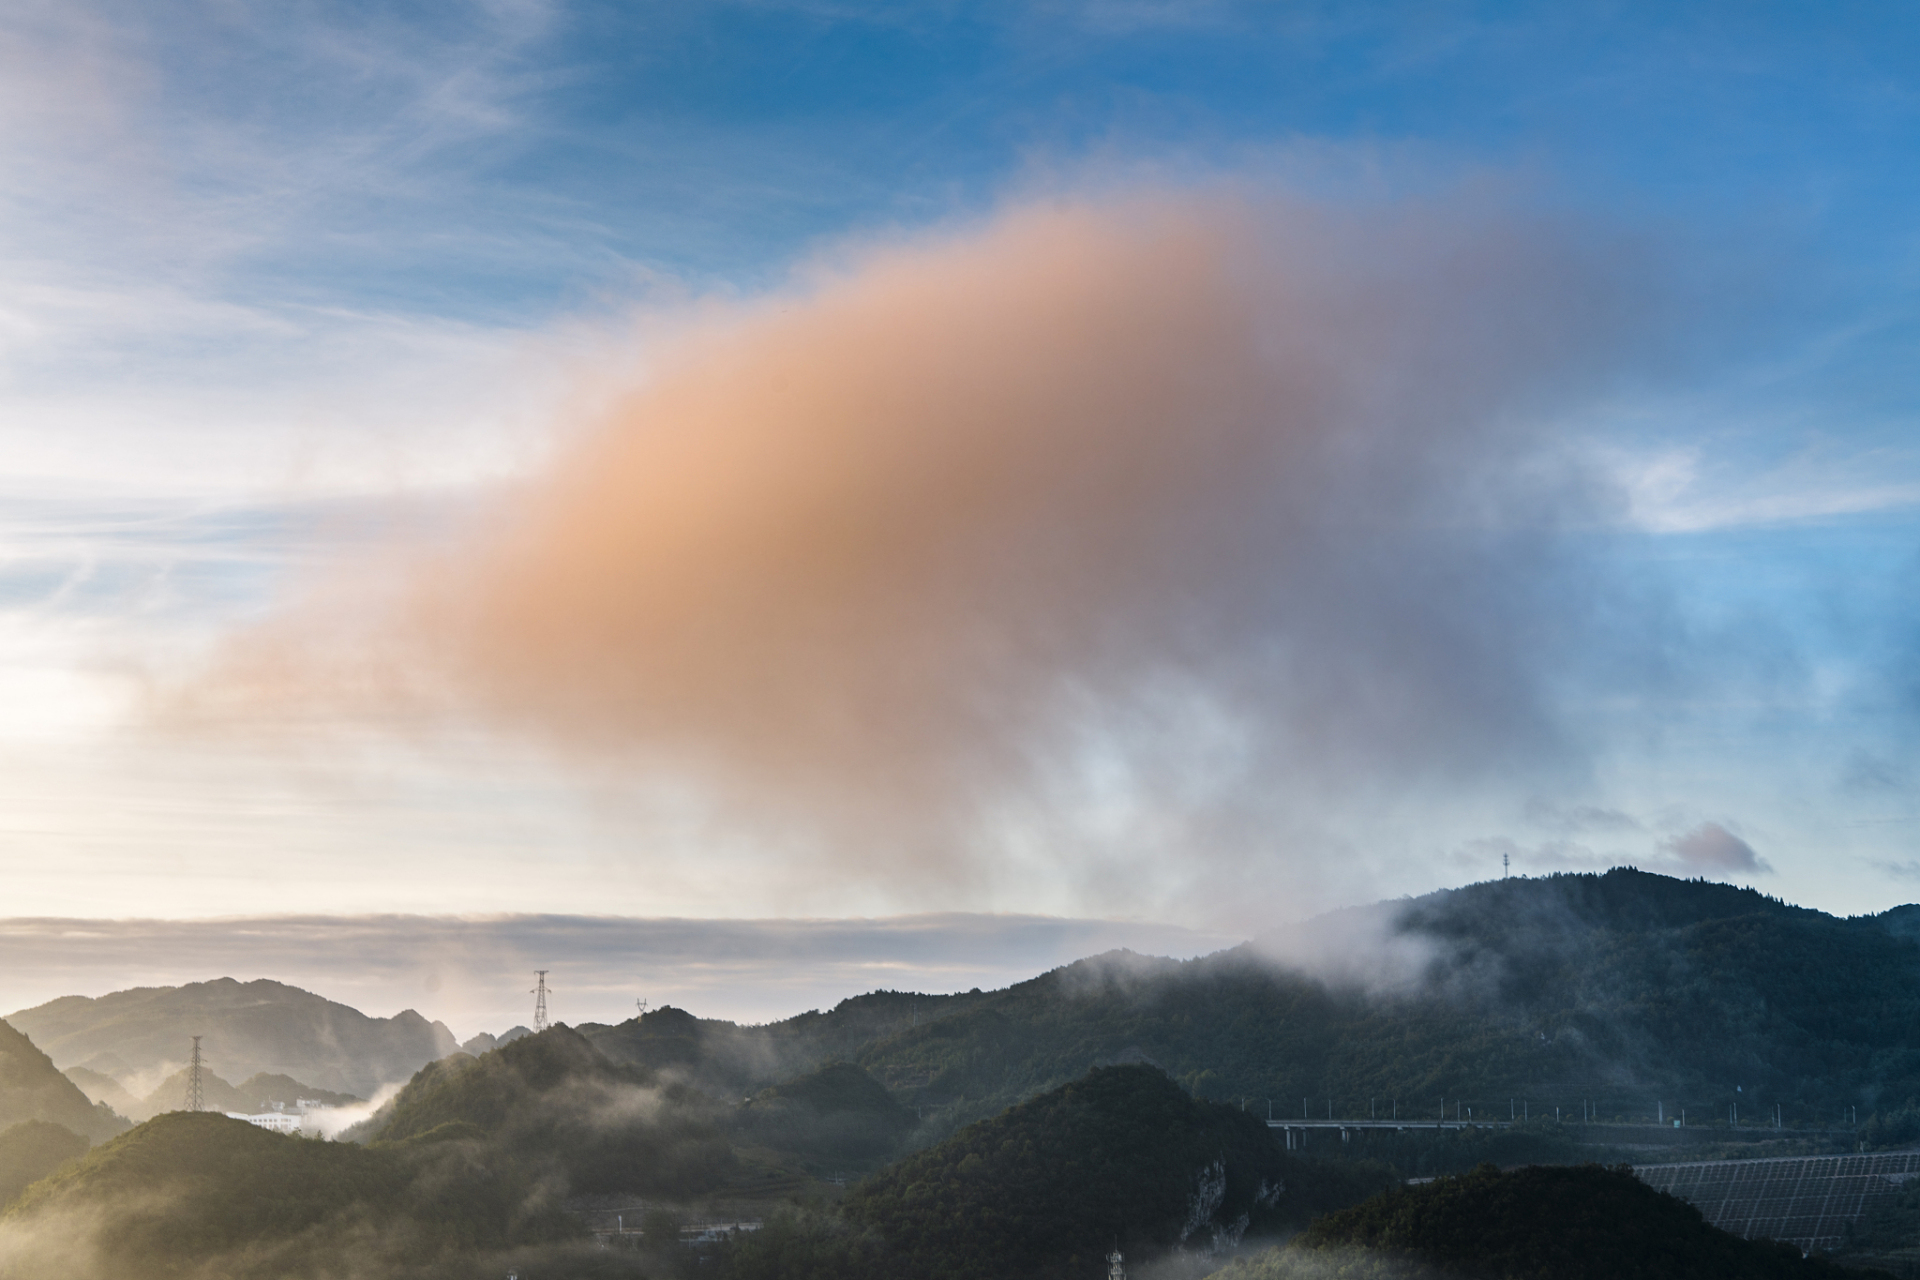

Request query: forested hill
[
  {"left": 838, "top": 1064, "right": 1381, "bottom": 1278},
  {"left": 720, "top": 1064, "right": 1394, "bottom": 1280},
  {"left": 0, "top": 1110, "right": 573, "bottom": 1278},
  {"left": 1216, "top": 1163, "right": 1879, "bottom": 1280},
  {"left": 0, "top": 1021, "right": 125, "bottom": 1144},
  {"left": 355, "top": 1026, "right": 738, "bottom": 1197},
  {"left": 7, "top": 978, "right": 459, "bottom": 1098},
  {"left": 841, "top": 870, "right": 1920, "bottom": 1127},
  {"left": 578, "top": 869, "right": 1920, "bottom": 1135}
]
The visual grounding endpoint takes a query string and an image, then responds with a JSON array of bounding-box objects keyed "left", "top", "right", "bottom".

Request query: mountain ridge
[
  {"left": 821, "top": 869, "right": 1920, "bottom": 1128},
  {"left": 13, "top": 869, "right": 1919, "bottom": 1146},
  {"left": 553, "top": 869, "right": 1920, "bottom": 1147},
  {"left": 0, "top": 1020, "right": 125, "bottom": 1144},
  {"left": 6, "top": 977, "right": 458, "bottom": 1098}
]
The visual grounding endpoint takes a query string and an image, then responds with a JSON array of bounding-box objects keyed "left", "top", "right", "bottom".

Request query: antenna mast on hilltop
[
  {"left": 1503, "top": 851, "right": 1510, "bottom": 879},
  {"left": 186, "top": 1036, "right": 205, "bottom": 1112},
  {"left": 532, "top": 971, "right": 551, "bottom": 1033}
]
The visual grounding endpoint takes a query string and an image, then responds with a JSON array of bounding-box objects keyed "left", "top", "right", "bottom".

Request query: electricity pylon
[
  {"left": 187, "top": 1036, "right": 205, "bottom": 1112},
  {"left": 532, "top": 971, "right": 550, "bottom": 1032}
]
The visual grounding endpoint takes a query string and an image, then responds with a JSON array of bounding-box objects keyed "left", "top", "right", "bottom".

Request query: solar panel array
[{"left": 1634, "top": 1151, "right": 1920, "bottom": 1253}]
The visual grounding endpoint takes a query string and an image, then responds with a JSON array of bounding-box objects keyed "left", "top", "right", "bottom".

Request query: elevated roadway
[{"left": 1266, "top": 1118, "right": 1512, "bottom": 1147}]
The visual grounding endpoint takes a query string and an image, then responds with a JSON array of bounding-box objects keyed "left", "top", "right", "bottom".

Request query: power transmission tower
[
  {"left": 635, "top": 997, "right": 647, "bottom": 1017},
  {"left": 187, "top": 1035, "right": 205, "bottom": 1112},
  {"left": 532, "top": 971, "right": 551, "bottom": 1032}
]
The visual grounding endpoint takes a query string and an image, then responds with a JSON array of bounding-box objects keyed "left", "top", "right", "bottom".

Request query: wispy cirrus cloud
[
  {"left": 1614, "top": 443, "right": 1920, "bottom": 533},
  {"left": 0, "top": 0, "right": 578, "bottom": 496}
]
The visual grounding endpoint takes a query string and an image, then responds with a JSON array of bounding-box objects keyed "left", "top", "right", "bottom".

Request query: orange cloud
[{"left": 186, "top": 185, "right": 1655, "bottom": 887}]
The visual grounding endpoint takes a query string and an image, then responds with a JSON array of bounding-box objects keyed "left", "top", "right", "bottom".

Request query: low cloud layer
[
  {"left": 183, "top": 184, "right": 1669, "bottom": 903},
  {"left": 0, "top": 912, "right": 1236, "bottom": 1033}
]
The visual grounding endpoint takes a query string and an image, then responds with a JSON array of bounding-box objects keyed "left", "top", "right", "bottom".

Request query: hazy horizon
[
  {"left": 0, "top": 910, "right": 1242, "bottom": 1034},
  {"left": 3, "top": 4, "right": 1918, "bottom": 956}
]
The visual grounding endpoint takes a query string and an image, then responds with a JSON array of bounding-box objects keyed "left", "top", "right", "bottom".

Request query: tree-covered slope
[
  {"left": 846, "top": 1064, "right": 1383, "bottom": 1279},
  {"left": 579, "top": 993, "right": 993, "bottom": 1101},
  {"left": 361, "top": 1025, "right": 736, "bottom": 1196},
  {"left": 0, "top": 1120, "right": 87, "bottom": 1209},
  {"left": 1215, "top": 1163, "right": 1882, "bottom": 1280},
  {"left": 0, "top": 1111, "right": 571, "bottom": 1279},
  {"left": 736, "top": 1060, "right": 913, "bottom": 1167},
  {"left": 0, "top": 1020, "right": 125, "bottom": 1143},
  {"left": 720, "top": 1064, "right": 1394, "bottom": 1280},
  {"left": 835, "top": 870, "right": 1920, "bottom": 1128},
  {"left": 568, "top": 871, "right": 1920, "bottom": 1141}
]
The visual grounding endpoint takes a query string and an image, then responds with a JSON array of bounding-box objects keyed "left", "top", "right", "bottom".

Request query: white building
[{"left": 226, "top": 1111, "right": 304, "bottom": 1134}]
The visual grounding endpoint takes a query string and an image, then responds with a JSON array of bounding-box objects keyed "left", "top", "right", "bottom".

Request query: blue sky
[{"left": 1, "top": 1, "right": 1918, "bottom": 1021}]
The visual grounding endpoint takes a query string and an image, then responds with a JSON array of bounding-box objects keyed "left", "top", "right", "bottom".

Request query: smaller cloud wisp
[
  {"left": 305, "top": 1081, "right": 404, "bottom": 1140},
  {"left": 1660, "top": 821, "right": 1770, "bottom": 875}
]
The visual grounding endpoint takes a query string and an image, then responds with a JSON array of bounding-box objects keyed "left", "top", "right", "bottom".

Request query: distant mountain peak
[{"left": 8, "top": 979, "right": 460, "bottom": 1099}]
